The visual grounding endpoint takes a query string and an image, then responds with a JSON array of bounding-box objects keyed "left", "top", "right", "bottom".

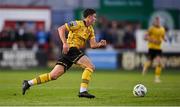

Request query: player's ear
[
  {"left": 85, "top": 16, "right": 89, "bottom": 20},
  {"left": 87, "top": 15, "right": 92, "bottom": 20}
]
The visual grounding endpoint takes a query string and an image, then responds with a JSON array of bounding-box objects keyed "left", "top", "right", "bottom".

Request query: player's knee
[
  {"left": 154, "top": 60, "right": 161, "bottom": 67},
  {"left": 50, "top": 71, "right": 64, "bottom": 80},
  {"left": 155, "top": 58, "right": 162, "bottom": 66}
]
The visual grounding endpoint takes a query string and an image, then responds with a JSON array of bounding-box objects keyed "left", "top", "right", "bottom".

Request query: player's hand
[
  {"left": 153, "top": 40, "right": 161, "bottom": 45},
  {"left": 148, "top": 38, "right": 161, "bottom": 45},
  {"left": 63, "top": 43, "right": 69, "bottom": 54},
  {"left": 99, "top": 40, "right": 107, "bottom": 47},
  {"left": 163, "top": 37, "right": 167, "bottom": 42}
]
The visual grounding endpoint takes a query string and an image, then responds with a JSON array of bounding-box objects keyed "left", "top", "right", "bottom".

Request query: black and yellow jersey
[
  {"left": 65, "top": 20, "right": 95, "bottom": 48},
  {"left": 147, "top": 25, "right": 165, "bottom": 50}
]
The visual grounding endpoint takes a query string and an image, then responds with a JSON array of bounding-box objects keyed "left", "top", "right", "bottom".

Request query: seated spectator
[
  {"left": 36, "top": 25, "right": 49, "bottom": 52},
  {"left": 123, "top": 25, "right": 136, "bottom": 49},
  {"left": 0, "top": 26, "right": 16, "bottom": 48},
  {"left": 15, "top": 22, "right": 26, "bottom": 48},
  {"left": 108, "top": 21, "right": 118, "bottom": 47}
]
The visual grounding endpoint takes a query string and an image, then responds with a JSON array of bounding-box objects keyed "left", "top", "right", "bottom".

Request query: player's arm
[
  {"left": 162, "top": 28, "right": 167, "bottom": 42},
  {"left": 144, "top": 33, "right": 155, "bottom": 42},
  {"left": 145, "top": 35, "right": 161, "bottom": 45},
  {"left": 144, "top": 28, "right": 151, "bottom": 41},
  {"left": 162, "top": 34, "right": 167, "bottom": 42},
  {"left": 144, "top": 34, "right": 156, "bottom": 43},
  {"left": 89, "top": 27, "right": 106, "bottom": 49},
  {"left": 144, "top": 29, "right": 161, "bottom": 45},
  {"left": 144, "top": 33, "right": 150, "bottom": 41},
  {"left": 89, "top": 38, "right": 107, "bottom": 49},
  {"left": 144, "top": 28, "right": 154, "bottom": 42},
  {"left": 58, "top": 24, "right": 69, "bottom": 54}
]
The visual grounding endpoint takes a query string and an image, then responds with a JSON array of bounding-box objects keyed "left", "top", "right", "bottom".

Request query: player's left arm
[
  {"left": 162, "top": 28, "right": 167, "bottom": 42},
  {"left": 89, "top": 38, "right": 106, "bottom": 49},
  {"left": 89, "top": 27, "right": 106, "bottom": 48},
  {"left": 154, "top": 28, "right": 167, "bottom": 44}
]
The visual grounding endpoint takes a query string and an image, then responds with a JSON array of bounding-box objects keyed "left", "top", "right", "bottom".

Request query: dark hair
[{"left": 83, "top": 8, "right": 96, "bottom": 18}]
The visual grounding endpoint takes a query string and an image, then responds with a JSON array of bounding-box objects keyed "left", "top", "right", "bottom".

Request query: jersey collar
[{"left": 83, "top": 20, "right": 88, "bottom": 27}]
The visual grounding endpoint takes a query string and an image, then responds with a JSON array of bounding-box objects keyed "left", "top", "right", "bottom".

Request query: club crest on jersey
[{"left": 68, "top": 21, "right": 77, "bottom": 27}]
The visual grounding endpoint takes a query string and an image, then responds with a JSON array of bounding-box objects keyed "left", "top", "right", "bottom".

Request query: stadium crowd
[{"left": 0, "top": 16, "right": 140, "bottom": 60}]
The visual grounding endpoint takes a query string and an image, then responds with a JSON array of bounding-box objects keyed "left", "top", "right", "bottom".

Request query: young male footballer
[
  {"left": 142, "top": 17, "right": 166, "bottom": 83},
  {"left": 22, "top": 8, "right": 106, "bottom": 98}
]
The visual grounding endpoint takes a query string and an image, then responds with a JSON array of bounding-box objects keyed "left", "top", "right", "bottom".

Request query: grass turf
[{"left": 0, "top": 68, "right": 180, "bottom": 106}]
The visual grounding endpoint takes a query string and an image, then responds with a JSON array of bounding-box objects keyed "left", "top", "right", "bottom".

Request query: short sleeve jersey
[
  {"left": 147, "top": 26, "right": 165, "bottom": 50},
  {"left": 65, "top": 20, "right": 95, "bottom": 48}
]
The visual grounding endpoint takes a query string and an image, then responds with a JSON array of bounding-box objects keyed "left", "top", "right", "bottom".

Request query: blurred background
[{"left": 0, "top": 0, "right": 180, "bottom": 70}]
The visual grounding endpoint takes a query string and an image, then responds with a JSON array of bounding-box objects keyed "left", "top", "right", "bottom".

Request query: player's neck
[
  {"left": 154, "top": 24, "right": 160, "bottom": 28},
  {"left": 83, "top": 19, "right": 91, "bottom": 27}
]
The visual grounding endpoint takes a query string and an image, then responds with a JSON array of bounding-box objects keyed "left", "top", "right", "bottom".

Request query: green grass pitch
[{"left": 0, "top": 68, "right": 180, "bottom": 106}]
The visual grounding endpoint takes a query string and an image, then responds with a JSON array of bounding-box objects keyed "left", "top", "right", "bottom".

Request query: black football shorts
[
  {"left": 56, "top": 47, "right": 84, "bottom": 71},
  {"left": 148, "top": 49, "right": 162, "bottom": 60}
]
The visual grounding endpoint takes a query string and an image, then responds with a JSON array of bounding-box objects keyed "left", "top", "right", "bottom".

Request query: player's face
[
  {"left": 89, "top": 14, "right": 96, "bottom": 25},
  {"left": 154, "top": 18, "right": 160, "bottom": 27}
]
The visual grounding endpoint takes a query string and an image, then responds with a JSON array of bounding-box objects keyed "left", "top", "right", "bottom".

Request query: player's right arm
[
  {"left": 145, "top": 34, "right": 161, "bottom": 45},
  {"left": 144, "top": 27, "right": 153, "bottom": 42},
  {"left": 58, "top": 25, "right": 69, "bottom": 54},
  {"left": 144, "top": 34, "right": 156, "bottom": 43},
  {"left": 58, "top": 21, "right": 80, "bottom": 54}
]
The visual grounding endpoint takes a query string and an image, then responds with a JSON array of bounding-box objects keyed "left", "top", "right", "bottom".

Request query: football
[{"left": 133, "top": 84, "right": 147, "bottom": 97}]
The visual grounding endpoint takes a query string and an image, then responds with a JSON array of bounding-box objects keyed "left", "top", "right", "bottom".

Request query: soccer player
[
  {"left": 142, "top": 17, "right": 166, "bottom": 83},
  {"left": 22, "top": 8, "right": 106, "bottom": 98}
]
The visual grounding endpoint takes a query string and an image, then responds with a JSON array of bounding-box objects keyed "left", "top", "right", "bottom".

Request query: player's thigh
[
  {"left": 76, "top": 55, "right": 95, "bottom": 70},
  {"left": 49, "top": 65, "right": 65, "bottom": 79},
  {"left": 154, "top": 50, "right": 162, "bottom": 64}
]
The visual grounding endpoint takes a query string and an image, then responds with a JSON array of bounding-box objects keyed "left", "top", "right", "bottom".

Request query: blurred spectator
[
  {"left": 24, "top": 22, "right": 36, "bottom": 49},
  {"left": 115, "top": 29, "right": 125, "bottom": 48},
  {"left": 108, "top": 21, "right": 118, "bottom": 47},
  {"left": 96, "top": 16, "right": 138, "bottom": 49},
  {"left": 0, "top": 16, "right": 139, "bottom": 52},
  {"left": 0, "top": 26, "right": 16, "bottom": 48},
  {"left": 49, "top": 25, "right": 62, "bottom": 60},
  {"left": 123, "top": 24, "right": 136, "bottom": 49},
  {"left": 97, "top": 16, "right": 109, "bottom": 44},
  {"left": 15, "top": 22, "right": 26, "bottom": 48},
  {"left": 25, "top": 29, "right": 36, "bottom": 49},
  {"left": 98, "top": 16, "right": 117, "bottom": 46},
  {"left": 36, "top": 25, "right": 49, "bottom": 53}
]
